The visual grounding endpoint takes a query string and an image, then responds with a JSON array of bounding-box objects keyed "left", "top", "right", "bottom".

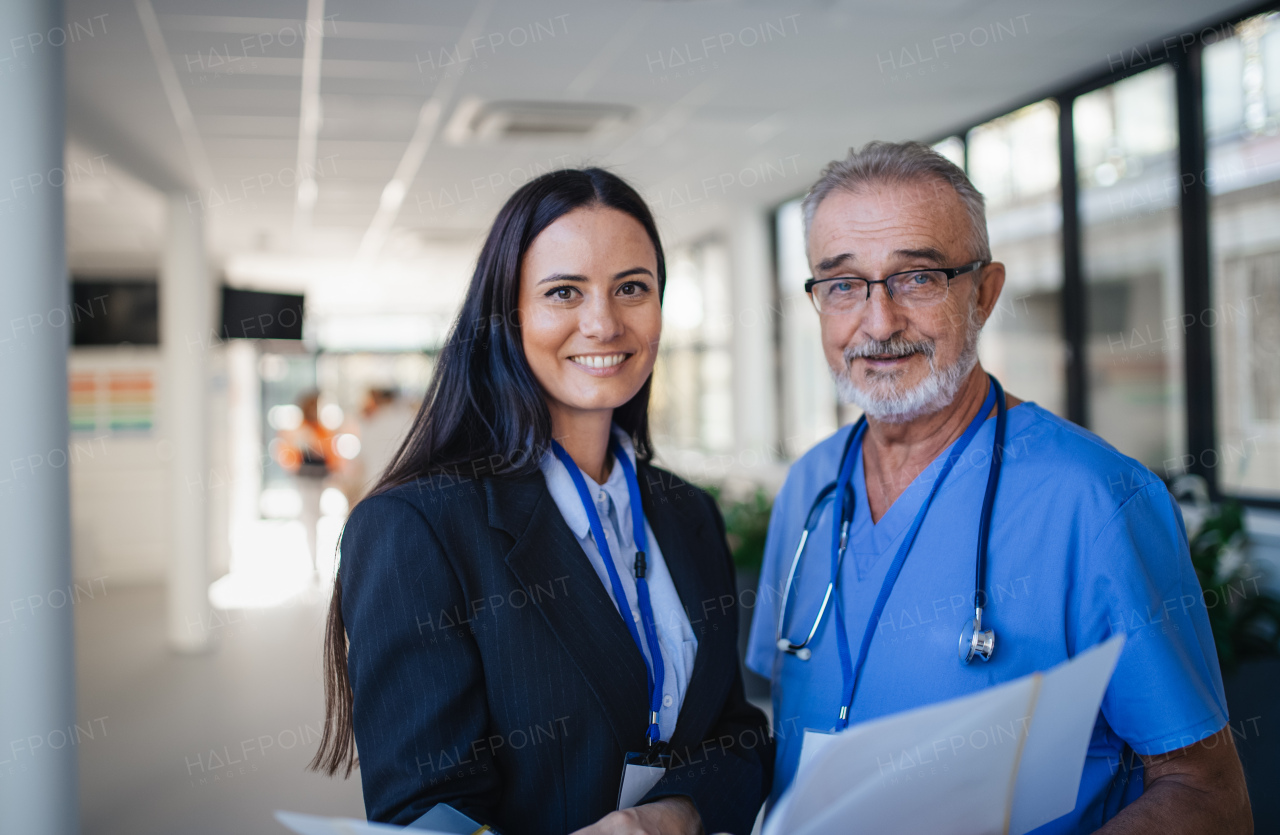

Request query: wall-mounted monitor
[
  {"left": 71, "top": 278, "right": 159, "bottom": 346},
  {"left": 221, "top": 287, "right": 305, "bottom": 340}
]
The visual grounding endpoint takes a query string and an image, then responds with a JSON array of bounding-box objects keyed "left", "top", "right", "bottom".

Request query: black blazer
[{"left": 339, "top": 461, "right": 773, "bottom": 834}]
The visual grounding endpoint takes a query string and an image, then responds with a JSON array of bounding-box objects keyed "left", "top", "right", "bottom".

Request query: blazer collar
[
  {"left": 487, "top": 470, "right": 650, "bottom": 754},
  {"left": 635, "top": 463, "right": 736, "bottom": 753}
]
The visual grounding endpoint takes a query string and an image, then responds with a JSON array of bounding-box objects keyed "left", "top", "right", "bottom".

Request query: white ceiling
[{"left": 64, "top": 0, "right": 1256, "bottom": 300}]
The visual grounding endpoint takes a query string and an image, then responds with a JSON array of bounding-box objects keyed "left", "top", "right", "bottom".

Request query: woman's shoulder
[
  {"left": 340, "top": 474, "right": 495, "bottom": 586},
  {"left": 350, "top": 471, "right": 488, "bottom": 530}
]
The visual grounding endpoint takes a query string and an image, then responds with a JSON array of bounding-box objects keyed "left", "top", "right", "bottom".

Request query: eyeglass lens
[{"left": 813, "top": 270, "right": 950, "bottom": 313}]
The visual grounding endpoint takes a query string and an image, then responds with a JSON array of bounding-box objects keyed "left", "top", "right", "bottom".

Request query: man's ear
[{"left": 975, "top": 261, "right": 1006, "bottom": 325}]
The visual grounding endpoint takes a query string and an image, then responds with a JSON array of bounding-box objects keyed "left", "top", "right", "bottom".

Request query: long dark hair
[{"left": 310, "top": 168, "right": 667, "bottom": 776}]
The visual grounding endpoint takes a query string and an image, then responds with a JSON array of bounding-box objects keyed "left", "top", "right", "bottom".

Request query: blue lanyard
[
  {"left": 551, "top": 436, "right": 666, "bottom": 747},
  {"left": 831, "top": 380, "right": 998, "bottom": 730}
]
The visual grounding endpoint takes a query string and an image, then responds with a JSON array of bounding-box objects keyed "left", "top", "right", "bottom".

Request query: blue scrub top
[{"left": 746, "top": 402, "right": 1228, "bottom": 834}]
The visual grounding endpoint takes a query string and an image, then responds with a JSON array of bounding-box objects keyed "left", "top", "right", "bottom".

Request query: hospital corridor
[{"left": 3, "top": 0, "right": 1280, "bottom": 833}]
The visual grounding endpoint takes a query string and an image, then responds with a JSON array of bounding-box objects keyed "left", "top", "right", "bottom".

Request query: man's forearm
[
  {"left": 1097, "top": 776, "right": 1251, "bottom": 834},
  {"left": 1097, "top": 729, "right": 1252, "bottom": 835}
]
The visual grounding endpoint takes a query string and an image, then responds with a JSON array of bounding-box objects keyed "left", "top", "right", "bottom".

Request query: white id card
[{"left": 617, "top": 751, "right": 668, "bottom": 810}]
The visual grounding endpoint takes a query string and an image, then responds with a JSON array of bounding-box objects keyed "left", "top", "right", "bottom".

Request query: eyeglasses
[{"left": 803, "top": 260, "right": 985, "bottom": 315}]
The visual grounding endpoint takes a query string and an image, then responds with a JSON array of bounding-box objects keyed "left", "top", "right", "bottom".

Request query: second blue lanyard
[{"left": 552, "top": 437, "right": 666, "bottom": 747}]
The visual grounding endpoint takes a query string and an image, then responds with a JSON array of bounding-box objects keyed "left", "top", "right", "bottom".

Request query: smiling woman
[{"left": 309, "top": 168, "right": 771, "bottom": 835}]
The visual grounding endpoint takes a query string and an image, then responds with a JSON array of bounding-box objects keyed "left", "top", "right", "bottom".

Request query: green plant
[
  {"left": 1176, "top": 477, "right": 1280, "bottom": 674},
  {"left": 705, "top": 485, "right": 773, "bottom": 573}
]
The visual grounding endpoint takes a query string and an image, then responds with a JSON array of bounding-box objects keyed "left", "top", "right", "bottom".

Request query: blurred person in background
[
  {"left": 355, "top": 387, "right": 417, "bottom": 499},
  {"left": 275, "top": 390, "right": 338, "bottom": 574},
  {"left": 310, "top": 168, "right": 771, "bottom": 834}
]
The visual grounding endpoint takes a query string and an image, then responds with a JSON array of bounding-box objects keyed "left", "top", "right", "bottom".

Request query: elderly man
[{"left": 746, "top": 141, "right": 1251, "bottom": 833}]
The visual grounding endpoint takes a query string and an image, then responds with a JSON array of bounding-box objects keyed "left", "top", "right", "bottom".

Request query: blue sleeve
[
  {"left": 1073, "top": 482, "right": 1229, "bottom": 756},
  {"left": 745, "top": 480, "right": 797, "bottom": 679},
  {"left": 340, "top": 494, "right": 503, "bottom": 825}
]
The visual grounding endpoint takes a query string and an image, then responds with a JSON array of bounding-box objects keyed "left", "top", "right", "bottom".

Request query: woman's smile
[{"left": 568, "top": 352, "right": 634, "bottom": 374}]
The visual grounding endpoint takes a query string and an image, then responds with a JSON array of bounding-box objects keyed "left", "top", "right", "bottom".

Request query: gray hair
[{"left": 801, "top": 140, "right": 991, "bottom": 263}]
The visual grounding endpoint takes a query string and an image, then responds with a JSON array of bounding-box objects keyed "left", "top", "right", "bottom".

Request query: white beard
[{"left": 830, "top": 309, "right": 982, "bottom": 424}]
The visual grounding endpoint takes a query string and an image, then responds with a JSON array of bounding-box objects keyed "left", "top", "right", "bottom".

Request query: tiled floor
[{"left": 76, "top": 583, "right": 366, "bottom": 835}]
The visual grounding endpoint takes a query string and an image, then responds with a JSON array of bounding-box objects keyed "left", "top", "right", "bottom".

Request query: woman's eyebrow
[
  {"left": 535, "top": 273, "right": 588, "bottom": 286},
  {"left": 536, "top": 267, "right": 654, "bottom": 286}
]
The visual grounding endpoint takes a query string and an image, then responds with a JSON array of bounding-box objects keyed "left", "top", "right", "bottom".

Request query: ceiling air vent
[{"left": 445, "top": 99, "right": 633, "bottom": 143}]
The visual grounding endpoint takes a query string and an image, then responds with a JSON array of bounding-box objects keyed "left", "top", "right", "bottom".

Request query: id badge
[
  {"left": 798, "top": 728, "right": 838, "bottom": 775},
  {"left": 616, "top": 749, "right": 671, "bottom": 810}
]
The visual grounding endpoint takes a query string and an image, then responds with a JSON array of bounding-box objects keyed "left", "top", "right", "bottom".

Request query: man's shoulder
[
  {"left": 771, "top": 424, "right": 857, "bottom": 509},
  {"left": 1005, "top": 403, "right": 1165, "bottom": 506},
  {"left": 789, "top": 423, "right": 857, "bottom": 477}
]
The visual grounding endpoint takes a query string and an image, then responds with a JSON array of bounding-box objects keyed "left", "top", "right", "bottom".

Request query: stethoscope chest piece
[
  {"left": 776, "top": 638, "right": 812, "bottom": 661},
  {"left": 959, "top": 609, "right": 995, "bottom": 664}
]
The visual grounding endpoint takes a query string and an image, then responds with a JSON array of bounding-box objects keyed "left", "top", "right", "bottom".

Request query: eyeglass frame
[{"left": 803, "top": 260, "right": 987, "bottom": 313}]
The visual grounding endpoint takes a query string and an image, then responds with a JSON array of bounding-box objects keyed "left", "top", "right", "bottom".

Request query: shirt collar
[{"left": 539, "top": 427, "right": 637, "bottom": 540}]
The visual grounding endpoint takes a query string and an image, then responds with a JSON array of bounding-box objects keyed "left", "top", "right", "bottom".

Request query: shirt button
[
  {"left": 662, "top": 694, "right": 673, "bottom": 708},
  {"left": 597, "top": 491, "right": 605, "bottom": 502}
]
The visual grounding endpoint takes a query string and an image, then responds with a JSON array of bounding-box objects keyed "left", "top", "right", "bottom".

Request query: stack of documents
[{"left": 764, "top": 635, "right": 1125, "bottom": 835}]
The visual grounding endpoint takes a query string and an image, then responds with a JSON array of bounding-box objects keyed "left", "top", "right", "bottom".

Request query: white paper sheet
[
  {"left": 275, "top": 810, "right": 451, "bottom": 834},
  {"left": 767, "top": 674, "right": 1039, "bottom": 835},
  {"left": 764, "top": 635, "right": 1125, "bottom": 835},
  {"left": 1008, "top": 637, "right": 1125, "bottom": 835}
]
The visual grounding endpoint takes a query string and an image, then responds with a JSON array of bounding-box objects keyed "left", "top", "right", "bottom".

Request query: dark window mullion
[
  {"left": 1175, "top": 46, "right": 1217, "bottom": 493},
  {"left": 1058, "top": 95, "right": 1087, "bottom": 428}
]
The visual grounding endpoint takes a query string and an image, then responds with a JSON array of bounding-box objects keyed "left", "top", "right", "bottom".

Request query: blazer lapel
[
  {"left": 638, "top": 464, "right": 737, "bottom": 752},
  {"left": 486, "top": 472, "right": 650, "bottom": 755}
]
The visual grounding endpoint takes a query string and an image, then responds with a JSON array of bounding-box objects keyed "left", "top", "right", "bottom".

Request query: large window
[
  {"left": 1075, "top": 66, "right": 1186, "bottom": 472},
  {"left": 966, "top": 101, "right": 1067, "bottom": 417},
  {"left": 774, "top": 199, "right": 841, "bottom": 456},
  {"left": 1206, "top": 12, "right": 1280, "bottom": 499},
  {"left": 651, "top": 240, "right": 735, "bottom": 454}
]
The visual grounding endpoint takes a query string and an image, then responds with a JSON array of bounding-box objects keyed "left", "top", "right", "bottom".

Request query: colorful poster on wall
[{"left": 69, "top": 369, "right": 155, "bottom": 435}]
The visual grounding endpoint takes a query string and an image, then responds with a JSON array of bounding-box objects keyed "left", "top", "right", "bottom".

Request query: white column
[
  {"left": 162, "top": 194, "right": 213, "bottom": 652},
  {"left": 729, "top": 207, "right": 780, "bottom": 462},
  {"left": 226, "top": 339, "right": 262, "bottom": 575},
  {"left": 0, "top": 0, "right": 79, "bottom": 831}
]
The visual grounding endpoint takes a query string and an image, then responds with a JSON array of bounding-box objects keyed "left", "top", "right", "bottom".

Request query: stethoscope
[{"left": 775, "top": 374, "right": 1008, "bottom": 717}]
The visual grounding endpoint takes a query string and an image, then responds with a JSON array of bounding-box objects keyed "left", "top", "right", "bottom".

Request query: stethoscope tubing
[
  {"left": 775, "top": 481, "right": 853, "bottom": 657},
  {"left": 774, "top": 429, "right": 859, "bottom": 658},
  {"left": 775, "top": 374, "right": 1008, "bottom": 687},
  {"left": 973, "top": 377, "right": 1007, "bottom": 615}
]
